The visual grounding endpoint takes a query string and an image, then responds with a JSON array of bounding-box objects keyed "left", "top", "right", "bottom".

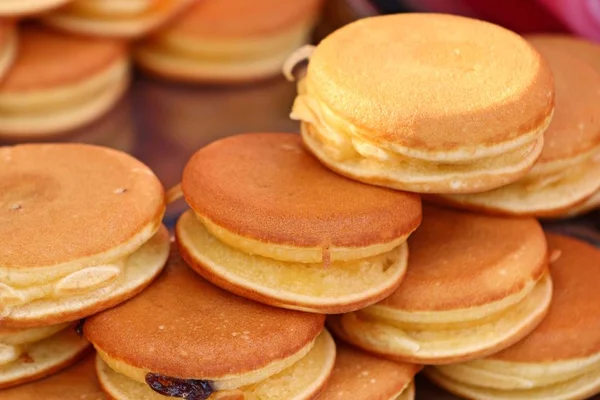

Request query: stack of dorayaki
[{"left": 2, "top": 11, "right": 600, "bottom": 400}]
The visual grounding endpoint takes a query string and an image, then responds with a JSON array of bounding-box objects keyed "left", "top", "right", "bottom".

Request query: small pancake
[
  {"left": 43, "top": 0, "right": 195, "bottom": 39},
  {"left": 85, "top": 250, "right": 334, "bottom": 399},
  {"left": 290, "top": 13, "right": 553, "bottom": 193},
  {"left": 0, "top": 143, "right": 168, "bottom": 327},
  {"left": 428, "top": 234, "right": 600, "bottom": 400},
  {"left": 135, "top": 0, "right": 322, "bottom": 83},
  {"left": 0, "top": 22, "right": 16, "bottom": 83},
  {"left": 329, "top": 206, "right": 551, "bottom": 364},
  {"left": 440, "top": 37, "right": 600, "bottom": 216},
  {"left": 0, "top": 327, "right": 90, "bottom": 389},
  {"left": 0, "top": 0, "right": 71, "bottom": 16},
  {"left": 0, "top": 356, "right": 103, "bottom": 400},
  {"left": 0, "top": 25, "right": 129, "bottom": 138},
  {"left": 320, "top": 342, "right": 421, "bottom": 400}
]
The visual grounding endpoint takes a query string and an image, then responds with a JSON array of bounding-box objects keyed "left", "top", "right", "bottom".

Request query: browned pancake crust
[
  {"left": 182, "top": 133, "right": 422, "bottom": 248},
  {"left": 84, "top": 250, "right": 325, "bottom": 378}
]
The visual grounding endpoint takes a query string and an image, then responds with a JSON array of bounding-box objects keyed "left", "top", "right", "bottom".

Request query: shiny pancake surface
[
  {"left": 84, "top": 252, "right": 326, "bottom": 380},
  {"left": 321, "top": 343, "right": 420, "bottom": 400},
  {"left": 182, "top": 133, "right": 421, "bottom": 249},
  {"left": 0, "top": 143, "right": 164, "bottom": 269},
  {"left": 0, "top": 356, "right": 104, "bottom": 400}
]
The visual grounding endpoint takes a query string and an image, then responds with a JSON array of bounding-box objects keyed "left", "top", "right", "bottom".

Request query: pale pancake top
[
  {"left": 0, "top": 356, "right": 104, "bottom": 400},
  {"left": 84, "top": 251, "right": 325, "bottom": 378},
  {"left": 307, "top": 13, "right": 554, "bottom": 151},
  {"left": 379, "top": 206, "right": 547, "bottom": 311},
  {"left": 182, "top": 133, "right": 422, "bottom": 248},
  {"left": 0, "top": 143, "right": 164, "bottom": 268},
  {"left": 320, "top": 343, "right": 420, "bottom": 399},
  {"left": 526, "top": 37, "right": 600, "bottom": 163},
  {"left": 527, "top": 34, "right": 600, "bottom": 74},
  {"left": 0, "top": 25, "right": 126, "bottom": 92},
  {"left": 162, "top": 0, "right": 322, "bottom": 38},
  {"left": 493, "top": 234, "right": 600, "bottom": 362}
]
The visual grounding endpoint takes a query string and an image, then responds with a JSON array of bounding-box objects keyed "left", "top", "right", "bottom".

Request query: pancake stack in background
[{"left": 2, "top": 5, "right": 600, "bottom": 400}]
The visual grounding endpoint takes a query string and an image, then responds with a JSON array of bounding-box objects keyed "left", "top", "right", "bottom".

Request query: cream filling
[
  {"left": 291, "top": 83, "right": 546, "bottom": 165},
  {"left": 0, "top": 59, "right": 129, "bottom": 114},
  {"left": 395, "top": 381, "right": 415, "bottom": 400},
  {"left": 96, "top": 337, "right": 317, "bottom": 391},
  {"left": 0, "top": 30, "right": 16, "bottom": 79},
  {"left": 0, "top": 323, "right": 69, "bottom": 366},
  {"left": 435, "top": 352, "right": 600, "bottom": 390},
  {"left": 197, "top": 212, "right": 409, "bottom": 264},
  {"left": 337, "top": 275, "right": 551, "bottom": 360},
  {"left": 67, "top": 0, "right": 153, "bottom": 16}
]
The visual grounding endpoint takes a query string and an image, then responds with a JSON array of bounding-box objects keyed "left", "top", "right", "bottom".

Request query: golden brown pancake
[
  {"left": 0, "top": 355, "right": 104, "bottom": 399},
  {"left": 287, "top": 13, "right": 553, "bottom": 194},
  {"left": 135, "top": 0, "right": 323, "bottom": 83},
  {"left": 0, "top": 22, "right": 16, "bottom": 83},
  {"left": 329, "top": 206, "right": 551, "bottom": 364},
  {"left": 441, "top": 37, "right": 600, "bottom": 217},
  {"left": 0, "top": 25, "right": 129, "bottom": 138},
  {"left": 0, "top": 0, "right": 72, "bottom": 16},
  {"left": 428, "top": 234, "right": 600, "bottom": 400},
  {"left": 0, "top": 143, "right": 169, "bottom": 327},
  {"left": 85, "top": 249, "right": 335, "bottom": 399},
  {"left": 43, "top": 0, "right": 194, "bottom": 39},
  {"left": 321, "top": 342, "right": 420, "bottom": 400},
  {"left": 177, "top": 133, "right": 421, "bottom": 313}
]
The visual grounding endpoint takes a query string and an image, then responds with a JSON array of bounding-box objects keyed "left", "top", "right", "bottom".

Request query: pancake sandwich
[
  {"left": 0, "top": 143, "right": 169, "bottom": 327},
  {"left": 286, "top": 13, "right": 554, "bottom": 194},
  {"left": 428, "top": 234, "right": 600, "bottom": 400},
  {"left": 176, "top": 133, "right": 421, "bottom": 313},
  {"left": 85, "top": 250, "right": 336, "bottom": 400},
  {"left": 441, "top": 36, "right": 600, "bottom": 217},
  {"left": 329, "top": 206, "right": 551, "bottom": 364},
  {"left": 0, "top": 25, "right": 129, "bottom": 138},
  {"left": 321, "top": 342, "right": 421, "bottom": 400},
  {"left": 135, "top": 0, "right": 323, "bottom": 83},
  {"left": 43, "top": 0, "right": 194, "bottom": 39}
]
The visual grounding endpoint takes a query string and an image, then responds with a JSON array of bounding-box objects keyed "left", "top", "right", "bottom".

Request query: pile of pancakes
[
  {"left": 3, "top": 11, "right": 600, "bottom": 400},
  {"left": 0, "top": 0, "right": 324, "bottom": 139}
]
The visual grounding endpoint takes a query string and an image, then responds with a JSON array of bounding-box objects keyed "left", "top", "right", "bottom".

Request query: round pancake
[
  {"left": 0, "top": 328, "right": 90, "bottom": 389},
  {"left": 0, "top": 25, "right": 128, "bottom": 137},
  {"left": 0, "top": 143, "right": 164, "bottom": 269},
  {"left": 0, "top": 356, "right": 103, "bottom": 400},
  {"left": 182, "top": 133, "right": 421, "bottom": 260},
  {"left": 320, "top": 343, "right": 421, "bottom": 400},
  {"left": 0, "top": 0, "right": 71, "bottom": 16},
  {"left": 84, "top": 251, "right": 327, "bottom": 385},
  {"left": 43, "top": 0, "right": 195, "bottom": 39},
  {"left": 0, "top": 23, "right": 16, "bottom": 83}
]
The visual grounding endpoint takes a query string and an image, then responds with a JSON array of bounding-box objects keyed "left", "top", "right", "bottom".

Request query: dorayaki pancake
[
  {"left": 177, "top": 133, "right": 421, "bottom": 313},
  {"left": 288, "top": 13, "right": 554, "bottom": 194},
  {"left": 0, "top": 0, "right": 71, "bottom": 16},
  {"left": 0, "top": 25, "right": 129, "bottom": 138},
  {"left": 1, "top": 356, "right": 104, "bottom": 399},
  {"left": 440, "top": 37, "right": 600, "bottom": 217},
  {"left": 43, "top": 0, "right": 195, "bottom": 39},
  {"left": 0, "top": 325, "right": 90, "bottom": 389},
  {"left": 320, "top": 343, "right": 420, "bottom": 400},
  {"left": 0, "top": 143, "right": 169, "bottom": 327},
  {"left": 329, "top": 205, "right": 551, "bottom": 364},
  {"left": 428, "top": 234, "right": 600, "bottom": 400},
  {"left": 85, "top": 250, "right": 336, "bottom": 400},
  {"left": 135, "top": 0, "right": 323, "bottom": 83},
  {"left": 0, "top": 22, "right": 16, "bottom": 83}
]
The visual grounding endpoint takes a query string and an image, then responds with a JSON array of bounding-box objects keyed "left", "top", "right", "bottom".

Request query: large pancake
[
  {"left": 182, "top": 133, "right": 421, "bottom": 254},
  {"left": 0, "top": 355, "right": 103, "bottom": 399},
  {"left": 84, "top": 250, "right": 326, "bottom": 382}
]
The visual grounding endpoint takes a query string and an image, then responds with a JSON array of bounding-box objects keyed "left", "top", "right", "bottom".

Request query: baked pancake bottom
[
  {"left": 0, "top": 328, "right": 90, "bottom": 389},
  {"left": 2, "top": 226, "right": 170, "bottom": 328},
  {"left": 176, "top": 210, "right": 409, "bottom": 313},
  {"left": 96, "top": 330, "right": 336, "bottom": 400},
  {"left": 330, "top": 275, "right": 552, "bottom": 364}
]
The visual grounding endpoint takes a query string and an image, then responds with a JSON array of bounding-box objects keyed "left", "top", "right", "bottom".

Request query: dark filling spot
[
  {"left": 145, "top": 374, "right": 215, "bottom": 400},
  {"left": 20, "top": 353, "right": 34, "bottom": 363},
  {"left": 74, "top": 319, "right": 85, "bottom": 337}
]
